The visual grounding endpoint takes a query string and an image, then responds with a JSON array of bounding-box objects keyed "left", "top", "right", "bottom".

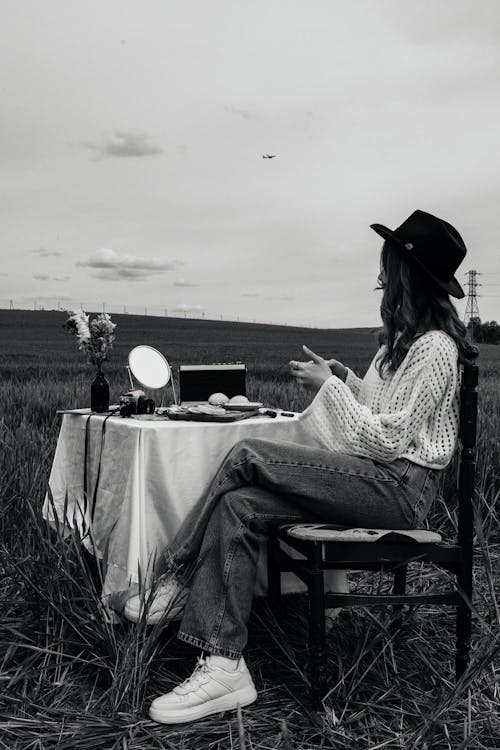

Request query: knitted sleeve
[
  {"left": 344, "top": 367, "right": 362, "bottom": 399},
  {"left": 298, "top": 333, "right": 458, "bottom": 462}
]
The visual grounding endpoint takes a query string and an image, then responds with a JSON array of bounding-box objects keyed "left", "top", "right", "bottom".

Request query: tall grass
[{"left": 0, "top": 312, "right": 499, "bottom": 748}]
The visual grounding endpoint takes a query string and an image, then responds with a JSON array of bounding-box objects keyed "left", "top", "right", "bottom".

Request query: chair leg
[
  {"left": 456, "top": 554, "right": 473, "bottom": 680},
  {"left": 391, "top": 564, "right": 407, "bottom": 634},
  {"left": 456, "top": 602, "right": 472, "bottom": 679},
  {"left": 267, "top": 530, "right": 282, "bottom": 607},
  {"left": 307, "top": 544, "right": 327, "bottom": 707}
]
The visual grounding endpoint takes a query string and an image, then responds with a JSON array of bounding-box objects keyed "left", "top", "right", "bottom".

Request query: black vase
[{"left": 91, "top": 370, "right": 110, "bottom": 413}]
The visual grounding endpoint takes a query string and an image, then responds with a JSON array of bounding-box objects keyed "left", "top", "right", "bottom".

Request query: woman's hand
[
  {"left": 289, "top": 345, "right": 335, "bottom": 392},
  {"left": 325, "top": 358, "right": 348, "bottom": 382}
]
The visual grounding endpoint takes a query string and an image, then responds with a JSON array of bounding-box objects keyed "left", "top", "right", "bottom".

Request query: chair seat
[{"left": 283, "top": 524, "right": 442, "bottom": 544}]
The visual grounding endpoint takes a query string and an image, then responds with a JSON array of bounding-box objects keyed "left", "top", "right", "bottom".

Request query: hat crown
[
  {"left": 370, "top": 209, "right": 467, "bottom": 298},
  {"left": 395, "top": 210, "right": 466, "bottom": 278}
]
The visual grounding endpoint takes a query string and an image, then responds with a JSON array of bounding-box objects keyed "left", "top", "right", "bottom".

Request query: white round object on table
[
  {"left": 208, "top": 392, "right": 229, "bottom": 406},
  {"left": 229, "top": 395, "right": 249, "bottom": 404}
]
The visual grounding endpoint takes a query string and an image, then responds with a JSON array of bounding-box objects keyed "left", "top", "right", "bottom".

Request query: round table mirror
[{"left": 128, "top": 346, "right": 171, "bottom": 389}]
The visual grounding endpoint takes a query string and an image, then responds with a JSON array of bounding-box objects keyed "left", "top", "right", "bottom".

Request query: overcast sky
[{"left": 1, "top": 0, "right": 499, "bottom": 327}]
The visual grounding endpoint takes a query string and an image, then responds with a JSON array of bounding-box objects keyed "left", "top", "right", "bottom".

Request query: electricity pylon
[{"left": 463, "top": 270, "right": 480, "bottom": 326}]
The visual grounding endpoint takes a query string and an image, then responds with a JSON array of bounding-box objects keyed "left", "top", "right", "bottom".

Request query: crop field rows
[{"left": 0, "top": 309, "right": 499, "bottom": 749}]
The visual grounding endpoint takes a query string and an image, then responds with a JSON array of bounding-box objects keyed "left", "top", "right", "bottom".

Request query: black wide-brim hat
[{"left": 370, "top": 209, "right": 466, "bottom": 299}]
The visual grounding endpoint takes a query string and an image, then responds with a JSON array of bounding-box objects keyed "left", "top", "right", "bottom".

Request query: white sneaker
[
  {"left": 123, "top": 576, "right": 188, "bottom": 624},
  {"left": 149, "top": 655, "right": 258, "bottom": 724}
]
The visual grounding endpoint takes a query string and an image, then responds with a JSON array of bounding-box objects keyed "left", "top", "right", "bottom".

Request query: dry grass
[{"left": 0, "top": 312, "right": 499, "bottom": 748}]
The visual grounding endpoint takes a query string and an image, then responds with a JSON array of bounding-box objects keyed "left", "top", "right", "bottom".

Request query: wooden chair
[{"left": 267, "top": 353, "right": 479, "bottom": 705}]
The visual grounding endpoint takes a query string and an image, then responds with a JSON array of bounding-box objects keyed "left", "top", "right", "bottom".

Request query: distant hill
[{"left": 0, "top": 309, "right": 379, "bottom": 380}]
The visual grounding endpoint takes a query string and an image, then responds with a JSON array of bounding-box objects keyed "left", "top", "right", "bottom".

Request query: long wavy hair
[{"left": 376, "top": 240, "right": 474, "bottom": 375}]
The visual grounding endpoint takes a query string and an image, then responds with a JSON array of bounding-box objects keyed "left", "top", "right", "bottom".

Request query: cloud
[
  {"left": 30, "top": 247, "right": 62, "bottom": 257},
  {"left": 224, "top": 104, "right": 254, "bottom": 120},
  {"left": 81, "top": 130, "right": 163, "bottom": 159},
  {"left": 77, "top": 248, "right": 182, "bottom": 281},
  {"left": 174, "top": 278, "right": 197, "bottom": 287},
  {"left": 33, "top": 274, "right": 70, "bottom": 281}
]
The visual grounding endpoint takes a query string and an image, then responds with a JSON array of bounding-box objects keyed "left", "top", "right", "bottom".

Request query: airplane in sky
[{"left": 262, "top": 154, "right": 276, "bottom": 159}]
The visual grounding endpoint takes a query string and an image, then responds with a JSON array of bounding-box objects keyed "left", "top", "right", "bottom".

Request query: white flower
[
  {"left": 66, "top": 309, "right": 116, "bottom": 365},
  {"left": 68, "top": 310, "right": 91, "bottom": 343}
]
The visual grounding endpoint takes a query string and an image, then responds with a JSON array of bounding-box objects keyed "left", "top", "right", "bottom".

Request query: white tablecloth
[{"left": 44, "top": 411, "right": 348, "bottom": 602}]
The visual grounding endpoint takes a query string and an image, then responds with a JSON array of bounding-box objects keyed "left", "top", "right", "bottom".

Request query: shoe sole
[{"left": 149, "top": 684, "right": 258, "bottom": 724}]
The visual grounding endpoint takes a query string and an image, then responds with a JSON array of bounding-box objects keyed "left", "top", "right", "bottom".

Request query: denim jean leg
[
  {"left": 158, "top": 439, "right": 265, "bottom": 576},
  {"left": 177, "top": 485, "right": 320, "bottom": 658},
  {"left": 160, "top": 437, "right": 431, "bottom": 584},
  {"left": 176, "top": 450, "right": 432, "bottom": 656},
  {"left": 159, "top": 436, "right": 332, "bottom": 576}
]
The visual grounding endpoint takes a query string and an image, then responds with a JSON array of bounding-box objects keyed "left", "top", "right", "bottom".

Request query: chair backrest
[{"left": 457, "top": 350, "right": 479, "bottom": 558}]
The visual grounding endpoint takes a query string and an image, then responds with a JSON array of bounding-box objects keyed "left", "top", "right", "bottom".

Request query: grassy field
[{"left": 0, "top": 309, "right": 499, "bottom": 749}]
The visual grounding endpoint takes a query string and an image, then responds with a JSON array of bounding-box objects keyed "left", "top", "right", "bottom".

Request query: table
[{"left": 44, "top": 410, "right": 348, "bottom": 607}]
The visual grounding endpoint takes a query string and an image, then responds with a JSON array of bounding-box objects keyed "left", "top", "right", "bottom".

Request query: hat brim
[{"left": 370, "top": 223, "right": 465, "bottom": 299}]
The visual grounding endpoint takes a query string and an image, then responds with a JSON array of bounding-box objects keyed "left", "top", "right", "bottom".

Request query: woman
[{"left": 123, "top": 209, "right": 472, "bottom": 725}]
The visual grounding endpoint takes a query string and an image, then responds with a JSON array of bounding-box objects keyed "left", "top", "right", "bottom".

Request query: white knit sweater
[{"left": 298, "top": 330, "right": 460, "bottom": 469}]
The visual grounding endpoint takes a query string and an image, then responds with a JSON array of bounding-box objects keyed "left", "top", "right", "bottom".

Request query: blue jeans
[{"left": 162, "top": 437, "right": 439, "bottom": 659}]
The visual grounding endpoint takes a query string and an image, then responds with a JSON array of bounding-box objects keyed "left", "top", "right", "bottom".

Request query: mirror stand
[
  {"left": 165, "top": 378, "right": 179, "bottom": 407},
  {"left": 156, "top": 377, "right": 178, "bottom": 407}
]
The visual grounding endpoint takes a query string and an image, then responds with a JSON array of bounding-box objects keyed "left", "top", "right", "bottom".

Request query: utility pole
[
  {"left": 464, "top": 270, "right": 481, "bottom": 326},
  {"left": 9, "top": 299, "right": 13, "bottom": 309}
]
